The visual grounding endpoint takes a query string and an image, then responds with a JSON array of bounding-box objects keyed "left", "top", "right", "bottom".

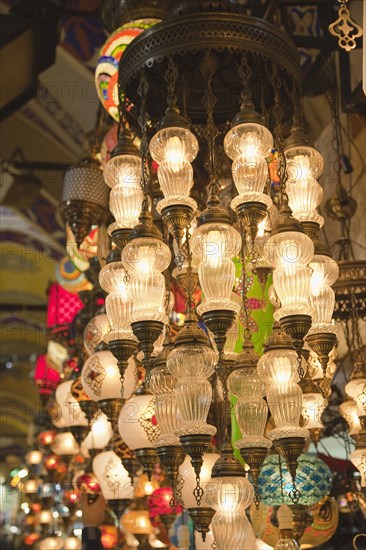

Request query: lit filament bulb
[
  {"left": 165, "top": 135, "right": 186, "bottom": 172},
  {"left": 239, "top": 131, "right": 261, "bottom": 160},
  {"left": 203, "top": 230, "right": 226, "bottom": 269}
]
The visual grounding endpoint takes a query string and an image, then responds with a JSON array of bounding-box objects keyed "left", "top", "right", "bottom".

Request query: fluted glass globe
[
  {"left": 224, "top": 123, "right": 273, "bottom": 160},
  {"left": 104, "top": 154, "right": 142, "bottom": 189},
  {"left": 150, "top": 127, "right": 198, "bottom": 165},
  {"left": 149, "top": 365, "right": 181, "bottom": 446},
  {"left": 191, "top": 223, "right": 241, "bottom": 268},
  {"left": 339, "top": 400, "right": 361, "bottom": 436},
  {"left": 109, "top": 182, "right": 143, "bottom": 229},
  {"left": 129, "top": 271, "right": 167, "bottom": 324},
  {"left": 167, "top": 343, "right": 216, "bottom": 380},
  {"left": 205, "top": 476, "right": 254, "bottom": 513},
  {"left": 263, "top": 231, "right": 314, "bottom": 268},
  {"left": 123, "top": 237, "right": 171, "bottom": 273},
  {"left": 257, "top": 349, "right": 301, "bottom": 386}
]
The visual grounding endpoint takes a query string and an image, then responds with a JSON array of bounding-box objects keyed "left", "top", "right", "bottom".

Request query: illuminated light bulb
[
  {"left": 51, "top": 432, "right": 79, "bottom": 456},
  {"left": 81, "top": 350, "right": 136, "bottom": 402},
  {"left": 38, "top": 509, "right": 53, "bottom": 524},
  {"left": 83, "top": 313, "right": 110, "bottom": 356},
  {"left": 19, "top": 478, "right": 40, "bottom": 494},
  {"left": 39, "top": 537, "right": 64, "bottom": 550},
  {"left": 55, "top": 381, "right": 88, "bottom": 428},
  {"left": 339, "top": 400, "right": 361, "bottom": 436},
  {"left": 179, "top": 452, "right": 220, "bottom": 508},
  {"left": 93, "top": 450, "right": 134, "bottom": 500},
  {"left": 344, "top": 356, "right": 366, "bottom": 418},
  {"left": 349, "top": 447, "right": 366, "bottom": 487},
  {"left": 104, "top": 153, "right": 142, "bottom": 190}
]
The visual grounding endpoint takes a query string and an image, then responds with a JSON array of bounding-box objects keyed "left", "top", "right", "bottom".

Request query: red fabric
[
  {"left": 47, "top": 282, "right": 83, "bottom": 328},
  {"left": 34, "top": 354, "right": 60, "bottom": 394}
]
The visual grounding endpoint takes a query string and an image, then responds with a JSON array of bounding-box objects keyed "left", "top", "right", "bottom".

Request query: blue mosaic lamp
[{"left": 258, "top": 453, "right": 332, "bottom": 506}]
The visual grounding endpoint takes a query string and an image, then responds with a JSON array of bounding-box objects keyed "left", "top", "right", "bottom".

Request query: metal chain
[
  {"left": 236, "top": 52, "right": 253, "bottom": 108},
  {"left": 137, "top": 70, "right": 150, "bottom": 197},
  {"left": 164, "top": 55, "right": 178, "bottom": 109},
  {"left": 201, "top": 52, "right": 219, "bottom": 193}
]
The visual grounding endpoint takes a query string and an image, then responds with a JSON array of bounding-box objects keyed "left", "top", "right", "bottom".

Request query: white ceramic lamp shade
[
  {"left": 55, "top": 380, "right": 88, "bottom": 427},
  {"left": 179, "top": 452, "right": 220, "bottom": 509}
]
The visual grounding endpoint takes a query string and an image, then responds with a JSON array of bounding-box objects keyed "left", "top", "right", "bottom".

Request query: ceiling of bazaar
[{"left": 0, "top": 0, "right": 365, "bottom": 455}]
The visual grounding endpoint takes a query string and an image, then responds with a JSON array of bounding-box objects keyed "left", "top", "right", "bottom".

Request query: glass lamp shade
[
  {"left": 285, "top": 146, "right": 324, "bottom": 180},
  {"left": 345, "top": 378, "right": 366, "bottom": 417},
  {"left": 211, "top": 512, "right": 251, "bottom": 550},
  {"left": 38, "top": 509, "right": 53, "bottom": 524},
  {"left": 118, "top": 392, "right": 160, "bottom": 450},
  {"left": 122, "top": 237, "right": 171, "bottom": 273},
  {"left": 198, "top": 259, "right": 236, "bottom": 301},
  {"left": 302, "top": 392, "right": 326, "bottom": 430},
  {"left": 109, "top": 182, "right": 143, "bottom": 230},
  {"left": 286, "top": 152, "right": 323, "bottom": 224},
  {"left": 263, "top": 231, "right": 314, "bottom": 269},
  {"left": 44, "top": 454, "right": 61, "bottom": 471},
  {"left": 272, "top": 263, "right": 312, "bottom": 319},
  {"left": 122, "top": 510, "right": 154, "bottom": 535},
  {"left": 80, "top": 412, "right": 113, "bottom": 452},
  {"left": 309, "top": 255, "right": 339, "bottom": 288},
  {"left": 167, "top": 342, "right": 217, "bottom": 434},
  {"left": 231, "top": 155, "right": 268, "bottom": 196},
  {"left": 93, "top": 450, "right": 134, "bottom": 500},
  {"left": 224, "top": 123, "right": 273, "bottom": 160},
  {"left": 258, "top": 453, "right": 332, "bottom": 506},
  {"left": 47, "top": 341, "right": 68, "bottom": 372},
  {"left": 205, "top": 476, "right": 254, "bottom": 513},
  {"left": 167, "top": 343, "right": 216, "bottom": 380},
  {"left": 83, "top": 314, "right": 110, "bottom": 356},
  {"left": 104, "top": 154, "right": 142, "bottom": 189},
  {"left": 105, "top": 293, "right": 134, "bottom": 341},
  {"left": 191, "top": 223, "right": 241, "bottom": 268},
  {"left": 266, "top": 383, "right": 303, "bottom": 430},
  {"left": 64, "top": 537, "right": 81, "bottom": 550},
  {"left": 55, "top": 380, "right": 88, "bottom": 427},
  {"left": 39, "top": 537, "right": 64, "bottom": 550},
  {"left": 51, "top": 432, "right": 79, "bottom": 456},
  {"left": 235, "top": 399, "right": 268, "bottom": 439},
  {"left": 19, "top": 478, "right": 40, "bottom": 494},
  {"left": 257, "top": 350, "right": 301, "bottom": 386},
  {"left": 99, "top": 261, "right": 129, "bottom": 295},
  {"left": 34, "top": 354, "right": 61, "bottom": 401},
  {"left": 179, "top": 451, "right": 220, "bottom": 508},
  {"left": 81, "top": 350, "right": 136, "bottom": 402},
  {"left": 25, "top": 450, "right": 43, "bottom": 466},
  {"left": 150, "top": 125, "right": 198, "bottom": 201},
  {"left": 150, "top": 127, "right": 199, "bottom": 165},
  {"left": 339, "top": 400, "right": 362, "bottom": 436},
  {"left": 75, "top": 472, "right": 101, "bottom": 497},
  {"left": 149, "top": 366, "right": 181, "bottom": 445},
  {"left": 309, "top": 285, "right": 336, "bottom": 328},
  {"left": 62, "top": 163, "right": 109, "bottom": 209},
  {"left": 228, "top": 368, "right": 266, "bottom": 401},
  {"left": 349, "top": 448, "right": 366, "bottom": 487},
  {"left": 129, "top": 271, "right": 167, "bottom": 324}
]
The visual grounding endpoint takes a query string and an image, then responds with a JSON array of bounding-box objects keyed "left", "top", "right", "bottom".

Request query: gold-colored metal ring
[{"left": 353, "top": 533, "right": 366, "bottom": 549}]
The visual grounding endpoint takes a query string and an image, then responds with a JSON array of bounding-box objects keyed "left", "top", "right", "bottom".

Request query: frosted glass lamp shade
[
  {"left": 302, "top": 392, "right": 326, "bottom": 430},
  {"left": 345, "top": 378, "right": 366, "bottom": 418},
  {"left": 80, "top": 412, "right": 113, "bottom": 452},
  {"left": 205, "top": 476, "right": 254, "bottom": 513},
  {"left": 55, "top": 381, "right": 88, "bottom": 427},
  {"left": 83, "top": 314, "right": 110, "bottom": 356},
  {"left": 93, "top": 450, "right": 134, "bottom": 500},
  {"left": 81, "top": 351, "right": 136, "bottom": 401},
  {"left": 339, "top": 400, "right": 361, "bottom": 436},
  {"left": 350, "top": 448, "right": 366, "bottom": 487},
  {"left": 51, "top": 432, "right": 79, "bottom": 456},
  {"left": 109, "top": 182, "right": 143, "bottom": 230},
  {"left": 179, "top": 452, "right": 220, "bottom": 508},
  {"left": 257, "top": 349, "right": 301, "bottom": 386},
  {"left": 25, "top": 450, "right": 43, "bottom": 466},
  {"left": 191, "top": 223, "right": 241, "bottom": 267},
  {"left": 118, "top": 393, "right": 159, "bottom": 450}
]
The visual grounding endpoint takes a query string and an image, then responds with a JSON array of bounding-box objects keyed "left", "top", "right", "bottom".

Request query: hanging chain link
[
  {"left": 164, "top": 55, "right": 178, "bottom": 109},
  {"left": 201, "top": 52, "right": 219, "bottom": 193},
  {"left": 137, "top": 69, "right": 150, "bottom": 197}
]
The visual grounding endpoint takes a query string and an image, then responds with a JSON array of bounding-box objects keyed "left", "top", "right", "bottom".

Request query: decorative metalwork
[
  {"left": 83, "top": 355, "right": 106, "bottom": 397},
  {"left": 138, "top": 397, "right": 160, "bottom": 444},
  {"left": 329, "top": 0, "right": 363, "bottom": 52}
]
